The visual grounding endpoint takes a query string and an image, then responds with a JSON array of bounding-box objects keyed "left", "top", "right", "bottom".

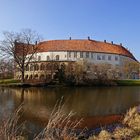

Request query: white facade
[
  {"left": 16, "top": 50, "right": 138, "bottom": 80},
  {"left": 28, "top": 51, "right": 128, "bottom": 66}
]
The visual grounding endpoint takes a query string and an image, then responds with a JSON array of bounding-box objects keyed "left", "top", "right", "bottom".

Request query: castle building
[{"left": 15, "top": 38, "right": 139, "bottom": 81}]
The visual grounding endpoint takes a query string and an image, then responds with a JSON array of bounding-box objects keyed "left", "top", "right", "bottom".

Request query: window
[
  {"left": 86, "top": 52, "right": 89, "bottom": 58},
  {"left": 34, "top": 64, "right": 39, "bottom": 71},
  {"left": 38, "top": 56, "right": 41, "bottom": 61},
  {"left": 25, "top": 75, "right": 28, "bottom": 80},
  {"left": 34, "top": 74, "right": 38, "bottom": 80},
  {"left": 32, "top": 56, "right": 35, "bottom": 61},
  {"left": 46, "top": 56, "right": 50, "bottom": 61},
  {"left": 26, "top": 65, "right": 29, "bottom": 71},
  {"left": 30, "top": 64, "right": 34, "bottom": 71},
  {"left": 108, "top": 55, "right": 111, "bottom": 61},
  {"left": 102, "top": 55, "right": 105, "bottom": 60},
  {"left": 29, "top": 75, "right": 33, "bottom": 79},
  {"left": 80, "top": 52, "right": 83, "bottom": 58},
  {"left": 74, "top": 52, "right": 77, "bottom": 58},
  {"left": 40, "top": 74, "right": 45, "bottom": 80},
  {"left": 68, "top": 52, "right": 71, "bottom": 58},
  {"left": 115, "top": 56, "right": 118, "bottom": 61},
  {"left": 46, "top": 63, "right": 51, "bottom": 70},
  {"left": 53, "top": 63, "right": 59, "bottom": 70},
  {"left": 97, "top": 55, "right": 101, "bottom": 60},
  {"left": 56, "top": 55, "right": 59, "bottom": 60},
  {"left": 91, "top": 53, "right": 94, "bottom": 59},
  {"left": 40, "top": 63, "right": 45, "bottom": 70}
]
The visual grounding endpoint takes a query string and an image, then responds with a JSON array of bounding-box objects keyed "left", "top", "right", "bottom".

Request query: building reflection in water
[{"left": 0, "top": 86, "right": 140, "bottom": 128}]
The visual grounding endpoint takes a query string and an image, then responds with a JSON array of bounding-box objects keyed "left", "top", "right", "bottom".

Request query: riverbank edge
[
  {"left": 115, "top": 79, "right": 140, "bottom": 86},
  {"left": 0, "top": 79, "right": 140, "bottom": 87}
]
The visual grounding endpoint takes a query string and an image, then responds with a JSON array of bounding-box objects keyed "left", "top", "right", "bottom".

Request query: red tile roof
[{"left": 37, "top": 39, "right": 136, "bottom": 60}]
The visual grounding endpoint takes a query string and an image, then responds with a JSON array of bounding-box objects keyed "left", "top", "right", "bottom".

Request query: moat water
[{"left": 0, "top": 86, "right": 140, "bottom": 138}]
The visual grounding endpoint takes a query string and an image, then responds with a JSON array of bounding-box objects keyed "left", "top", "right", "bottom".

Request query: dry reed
[
  {"left": 2, "top": 101, "right": 140, "bottom": 140},
  {"left": 88, "top": 106, "right": 140, "bottom": 140},
  {"left": 34, "top": 98, "right": 84, "bottom": 140},
  {"left": 0, "top": 104, "right": 24, "bottom": 140},
  {"left": 0, "top": 99, "right": 84, "bottom": 140}
]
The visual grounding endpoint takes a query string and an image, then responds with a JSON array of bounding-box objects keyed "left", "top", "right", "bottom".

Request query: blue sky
[{"left": 0, "top": 0, "right": 140, "bottom": 61}]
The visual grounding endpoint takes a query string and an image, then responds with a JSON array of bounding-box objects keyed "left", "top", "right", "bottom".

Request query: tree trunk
[{"left": 21, "top": 70, "right": 25, "bottom": 83}]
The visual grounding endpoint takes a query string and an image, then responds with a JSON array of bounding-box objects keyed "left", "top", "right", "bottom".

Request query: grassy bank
[
  {"left": 116, "top": 79, "right": 140, "bottom": 86},
  {"left": 0, "top": 79, "right": 46, "bottom": 87},
  {"left": 0, "top": 79, "right": 20, "bottom": 84},
  {"left": 0, "top": 79, "right": 140, "bottom": 87}
]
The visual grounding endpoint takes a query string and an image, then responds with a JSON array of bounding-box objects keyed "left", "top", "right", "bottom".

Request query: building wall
[
  {"left": 29, "top": 51, "right": 121, "bottom": 65},
  {"left": 120, "top": 55, "right": 139, "bottom": 79},
  {"left": 15, "top": 50, "right": 139, "bottom": 80}
]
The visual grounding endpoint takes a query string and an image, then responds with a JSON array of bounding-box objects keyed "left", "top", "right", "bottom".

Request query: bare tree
[
  {"left": 122, "top": 60, "right": 140, "bottom": 79},
  {"left": 0, "top": 29, "right": 42, "bottom": 83},
  {"left": 0, "top": 59, "right": 14, "bottom": 79},
  {"left": 65, "top": 61, "right": 122, "bottom": 85}
]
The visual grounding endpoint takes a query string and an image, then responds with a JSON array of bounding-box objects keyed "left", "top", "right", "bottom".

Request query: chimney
[
  {"left": 104, "top": 40, "right": 106, "bottom": 43},
  {"left": 69, "top": 37, "right": 71, "bottom": 40},
  {"left": 111, "top": 41, "right": 113, "bottom": 44},
  {"left": 120, "top": 43, "right": 122, "bottom": 46},
  {"left": 88, "top": 36, "right": 90, "bottom": 40},
  {"left": 35, "top": 41, "right": 37, "bottom": 45},
  {"left": 14, "top": 40, "right": 17, "bottom": 45}
]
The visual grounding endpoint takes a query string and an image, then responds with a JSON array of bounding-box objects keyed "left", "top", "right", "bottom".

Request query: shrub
[{"left": 89, "top": 106, "right": 140, "bottom": 140}]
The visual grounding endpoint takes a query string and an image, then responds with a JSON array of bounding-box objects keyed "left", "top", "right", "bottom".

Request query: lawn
[
  {"left": 116, "top": 79, "right": 140, "bottom": 86},
  {"left": 0, "top": 79, "right": 20, "bottom": 84}
]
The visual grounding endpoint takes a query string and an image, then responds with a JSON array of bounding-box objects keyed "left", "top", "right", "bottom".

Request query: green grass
[
  {"left": 0, "top": 79, "right": 20, "bottom": 84},
  {"left": 116, "top": 79, "right": 140, "bottom": 86}
]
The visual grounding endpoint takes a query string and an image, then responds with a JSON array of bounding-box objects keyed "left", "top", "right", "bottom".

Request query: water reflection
[
  {"left": 0, "top": 87, "right": 140, "bottom": 131},
  {"left": 0, "top": 88, "right": 15, "bottom": 118},
  {"left": 0, "top": 86, "right": 140, "bottom": 127}
]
